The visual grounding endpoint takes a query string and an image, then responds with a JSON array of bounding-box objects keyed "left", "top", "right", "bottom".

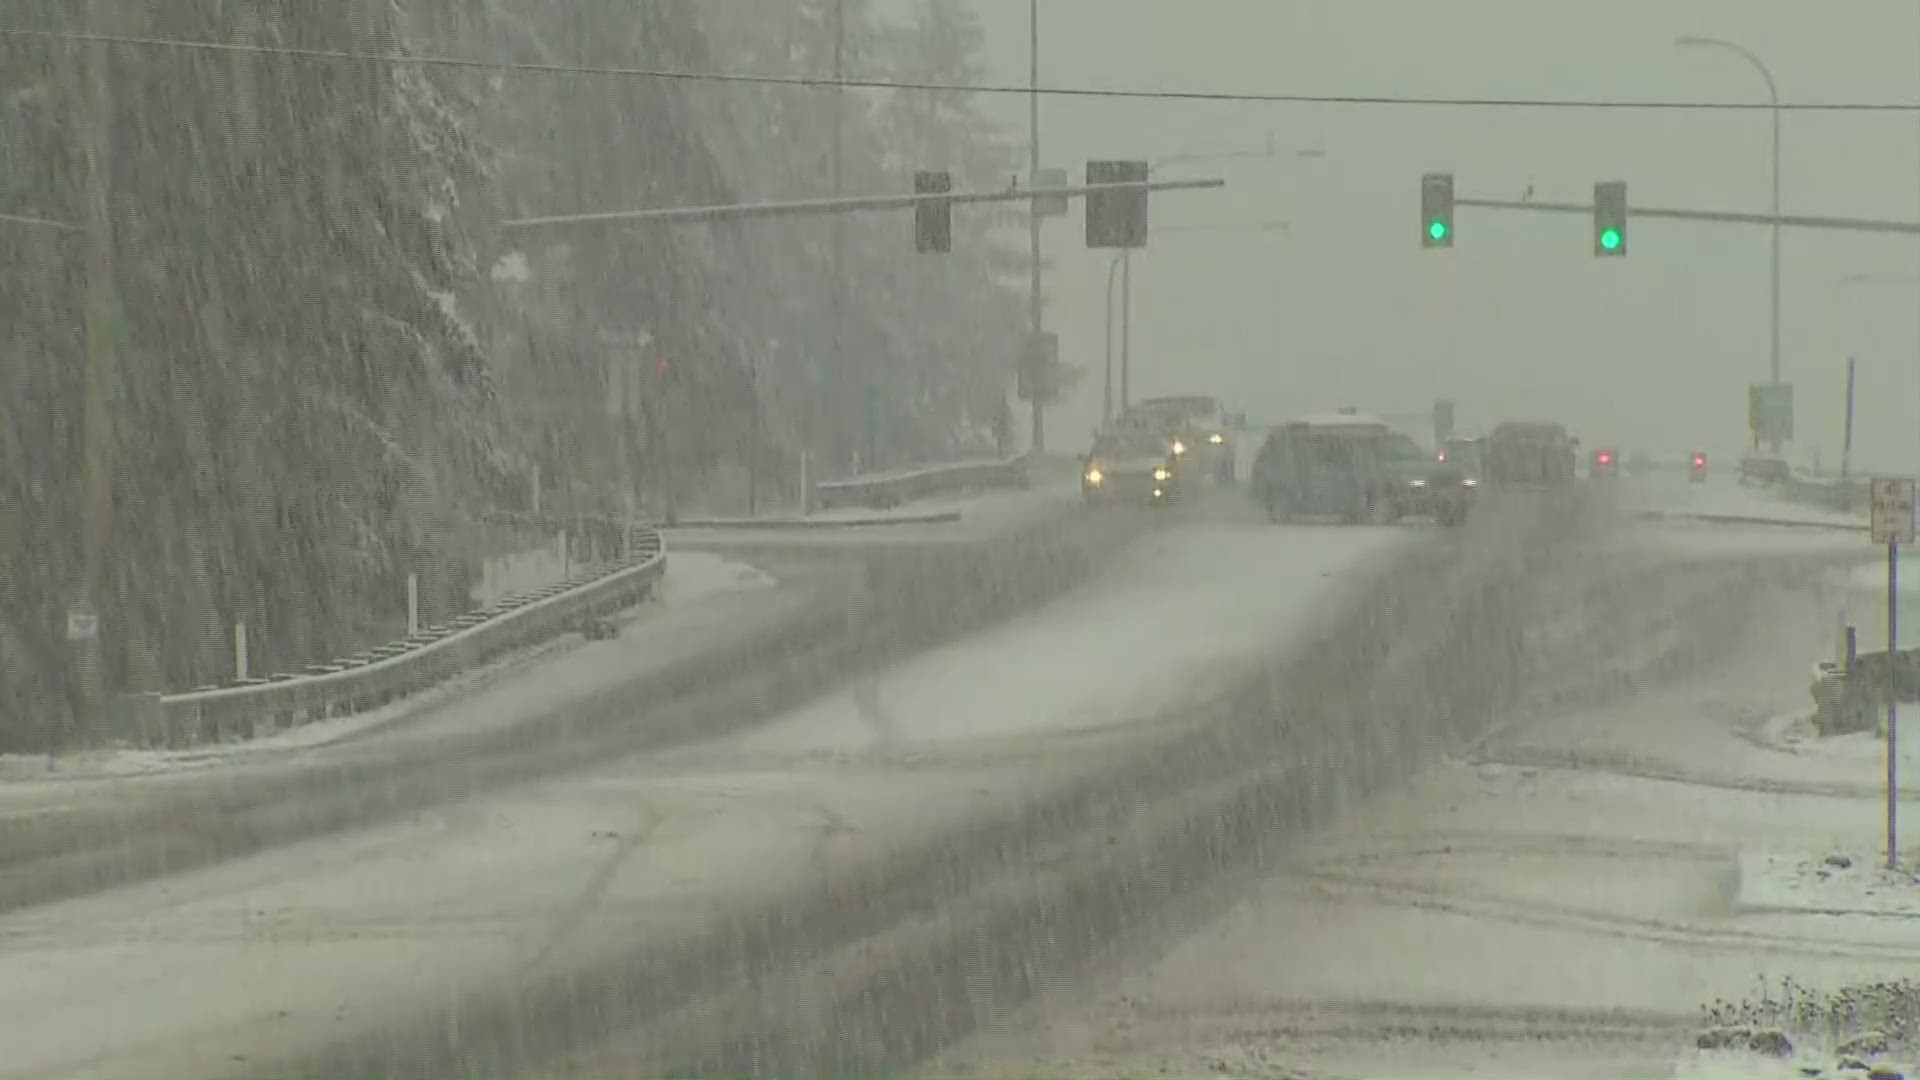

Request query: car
[
  {"left": 1396, "top": 461, "right": 1479, "bottom": 526},
  {"left": 1438, "top": 436, "right": 1488, "bottom": 479},
  {"left": 1117, "top": 395, "right": 1237, "bottom": 484},
  {"left": 1251, "top": 409, "right": 1405, "bottom": 525},
  {"left": 1082, "top": 428, "right": 1182, "bottom": 508},
  {"left": 1487, "top": 421, "right": 1576, "bottom": 487}
]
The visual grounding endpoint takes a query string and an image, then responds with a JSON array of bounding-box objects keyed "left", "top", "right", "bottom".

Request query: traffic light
[
  {"left": 1087, "top": 160, "right": 1149, "bottom": 249},
  {"left": 1420, "top": 172, "right": 1454, "bottom": 248},
  {"left": 914, "top": 170, "right": 952, "bottom": 253},
  {"left": 1594, "top": 180, "right": 1627, "bottom": 256}
]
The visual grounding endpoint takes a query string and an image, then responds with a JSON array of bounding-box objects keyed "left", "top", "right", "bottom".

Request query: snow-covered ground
[
  {"left": 472, "top": 536, "right": 572, "bottom": 608},
  {"left": 1630, "top": 472, "right": 1864, "bottom": 531},
  {"left": 930, "top": 523, "right": 1920, "bottom": 1080},
  {"left": 1736, "top": 849, "right": 1920, "bottom": 918},
  {"left": 0, "top": 518, "right": 1403, "bottom": 1080},
  {"left": 0, "top": 551, "right": 784, "bottom": 790}
]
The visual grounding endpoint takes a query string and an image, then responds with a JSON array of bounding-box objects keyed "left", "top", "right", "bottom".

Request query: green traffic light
[
  {"left": 1428, "top": 220, "right": 1448, "bottom": 241},
  {"left": 1600, "top": 228, "right": 1621, "bottom": 250}
]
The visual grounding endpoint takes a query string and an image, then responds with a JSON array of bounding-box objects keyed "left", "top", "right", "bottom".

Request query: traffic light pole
[
  {"left": 501, "top": 179, "right": 1224, "bottom": 229},
  {"left": 1026, "top": 0, "right": 1045, "bottom": 454},
  {"left": 1454, "top": 195, "right": 1920, "bottom": 237}
]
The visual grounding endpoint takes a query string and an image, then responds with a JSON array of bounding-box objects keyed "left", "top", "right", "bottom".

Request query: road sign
[
  {"left": 1033, "top": 168, "right": 1069, "bottom": 218},
  {"left": 66, "top": 605, "right": 99, "bottom": 642},
  {"left": 1086, "top": 160, "right": 1150, "bottom": 249},
  {"left": 1017, "top": 330, "right": 1060, "bottom": 403},
  {"left": 1748, "top": 382, "right": 1794, "bottom": 445},
  {"left": 914, "top": 170, "right": 953, "bottom": 253},
  {"left": 1871, "top": 476, "right": 1915, "bottom": 544},
  {"left": 1433, "top": 399, "right": 1456, "bottom": 445}
]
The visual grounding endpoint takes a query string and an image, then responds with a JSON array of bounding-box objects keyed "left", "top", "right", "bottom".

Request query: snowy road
[
  {"left": 931, "top": 519, "right": 1913, "bottom": 1080},
  {"left": 1, "top": 513, "right": 1410, "bottom": 1079},
  {"left": 4, "top": 482, "right": 1809, "bottom": 1079},
  {"left": 0, "top": 485, "right": 1162, "bottom": 917}
]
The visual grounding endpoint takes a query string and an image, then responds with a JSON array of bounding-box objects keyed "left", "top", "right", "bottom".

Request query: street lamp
[
  {"left": 1116, "top": 142, "right": 1322, "bottom": 416},
  {"left": 1104, "top": 220, "right": 1291, "bottom": 425},
  {"left": 1676, "top": 33, "right": 1783, "bottom": 447}
]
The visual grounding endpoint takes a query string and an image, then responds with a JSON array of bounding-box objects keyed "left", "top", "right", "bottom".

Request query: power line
[{"left": 5, "top": 26, "right": 1919, "bottom": 113}]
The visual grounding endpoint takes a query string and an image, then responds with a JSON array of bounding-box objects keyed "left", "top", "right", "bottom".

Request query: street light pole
[
  {"left": 1104, "top": 220, "right": 1290, "bottom": 421},
  {"left": 1677, "top": 34, "right": 1782, "bottom": 449},
  {"left": 1103, "top": 255, "right": 1121, "bottom": 425},
  {"left": 1119, "top": 145, "right": 1319, "bottom": 414}
]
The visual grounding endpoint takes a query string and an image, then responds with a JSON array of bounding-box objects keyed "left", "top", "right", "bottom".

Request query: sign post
[
  {"left": 1748, "top": 382, "right": 1795, "bottom": 451},
  {"left": 1870, "top": 476, "right": 1913, "bottom": 870}
]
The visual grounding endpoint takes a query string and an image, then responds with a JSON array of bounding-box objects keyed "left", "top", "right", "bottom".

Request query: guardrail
[
  {"left": 813, "top": 455, "right": 1029, "bottom": 511},
  {"left": 117, "top": 526, "right": 667, "bottom": 749}
]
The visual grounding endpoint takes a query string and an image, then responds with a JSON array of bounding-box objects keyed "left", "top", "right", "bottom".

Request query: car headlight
[
  {"left": 1084, "top": 468, "right": 1104, "bottom": 485},
  {"left": 1462, "top": 477, "right": 1478, "bottom": 488},
  {"left": 1208, "top": 432, "right": 1225, "bottom": 445},
  {"left": 1171, "top": 439, "right": 1187, "bottom": 456},
  {"left": 1408, "top": 478, "right": 1427, "bottom": 488},
  {"left": 1153, "top": 466, "right": 1171, "bottom": 482}
]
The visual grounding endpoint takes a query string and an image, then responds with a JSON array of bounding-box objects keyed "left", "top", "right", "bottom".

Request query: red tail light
[
  {"left": 1596, "top": 451, "right": 1613, "bottom": 466},
  {"left": 1693, "top": 453, "right": 1706, "bottom": 468}
]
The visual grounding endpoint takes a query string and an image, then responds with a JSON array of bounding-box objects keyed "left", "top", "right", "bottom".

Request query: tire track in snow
[
  {"left": 1112, "top": 995, "right": 1697, "bottom": 1046},
  {"left": 1281, "top": 870, "right": 1920, "bottom": 962},
  {"left": 1298, "top": 828, "right": 1731, "bottom": 867},
  {"left": 522, "top": 803, "right": 667, "bottom": 969},
  {"left": 1468, "top": 747, "right": 1920, "bottom": 803}
]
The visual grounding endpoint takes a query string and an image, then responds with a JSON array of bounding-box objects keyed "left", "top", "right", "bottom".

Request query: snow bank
[
  {"left": 1635, "top": 474, "right": 1864, "bottom": 531},
  {"left": 1752, "top": 710, "right": 1920, "bottom": 792},
  {"left": 1736, "top": 850, "right": 1920, "bottom": 918}
]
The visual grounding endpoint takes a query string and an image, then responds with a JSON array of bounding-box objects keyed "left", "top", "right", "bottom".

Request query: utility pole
[
  {"left": 74, "top": 0, "right": 119, "bottom": 740},
  {"left": 830, "top": 0, "right": 848, "bottom": 472},
  {"left": 747, "top": 346, "right": 762, "bottom": 516},
  {"left": 1026, "top": 0, "right": 1045, "bottom": 453}
]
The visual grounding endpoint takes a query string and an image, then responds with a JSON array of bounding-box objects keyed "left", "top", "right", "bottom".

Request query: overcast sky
[{"left": 865, "top": 0, "right": 1920, "bottom": 468}]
